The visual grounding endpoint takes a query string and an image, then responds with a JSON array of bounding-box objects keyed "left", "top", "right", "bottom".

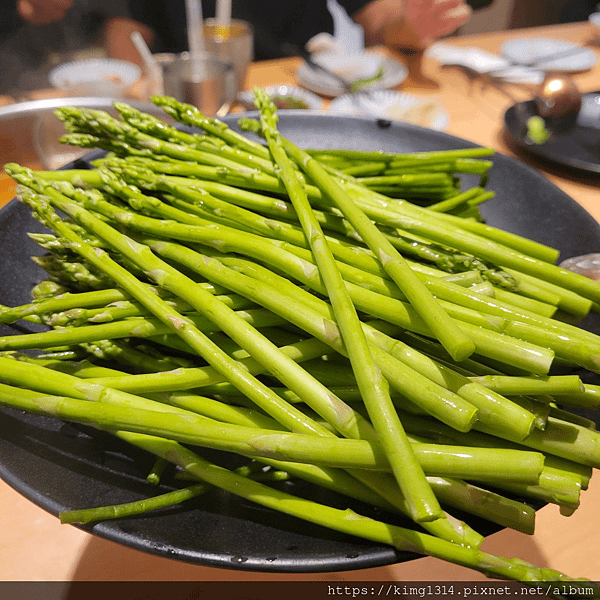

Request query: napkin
[
  {"left": 426, "top": 42, "right": 545, "bottom": 85},
  {"left": 306, "top": 0, "right": 365, "bottom": 55},
  {"left": 327, "top": 0, "right": 364, "bottom": 54}
]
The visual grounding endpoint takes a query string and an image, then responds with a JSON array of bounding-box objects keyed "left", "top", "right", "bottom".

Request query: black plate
[
  {"left": 504, "top": 91, "right": 600, "bottom": 174},
  {"left": 2, "top": 113, "right": 600, "bottom": 573}
]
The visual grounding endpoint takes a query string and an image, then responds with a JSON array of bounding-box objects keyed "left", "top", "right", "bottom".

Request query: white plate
[
  {"left": 426, "top": 42, "right": 544, "bottom": 85},
  {"left": 500, "top": 38, "right": 596, "bottom": 72},
  {"left": 48, "top": 58, "right": 142, "bottom": 97},
  {"left": 296, "top": 54, "right": 408, "bottom": 97},
  {"left": 328, "top": 91, "right": 448, "bottom": 131},
  {"left": 237, "top": 85, "right": 324, "bottom": 111},
  {"left": 311, "top": 51, "right": 385, "bottom": 82}
]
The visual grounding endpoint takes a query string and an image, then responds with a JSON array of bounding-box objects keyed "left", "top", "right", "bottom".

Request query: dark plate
[
  {"left": 1, "top": 113, "right": 600, "bottom": 573},
  {"left": 504, "top": 91, "right": 600, "bottom": 174}
]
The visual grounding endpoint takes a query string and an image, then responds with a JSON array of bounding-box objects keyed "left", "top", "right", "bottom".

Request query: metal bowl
[{"left": 0, "top": 97, "right": 171, "bottom": 172}]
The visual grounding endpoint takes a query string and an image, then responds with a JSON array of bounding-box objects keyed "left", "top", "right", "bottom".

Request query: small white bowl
[
  {"left": 329, "top": 91, "right": 449, "bottom": 131},
  {"left": 48, "top": 58, "right": 142, "bottom": 97}
]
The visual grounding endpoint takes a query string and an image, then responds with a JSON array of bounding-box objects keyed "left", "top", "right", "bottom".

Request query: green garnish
[
  {"left": 526, "top": 115, "right": 551, "bottom": 144},
  {"left": 350, "top": 65, "right": 385, "bottom": 92}
]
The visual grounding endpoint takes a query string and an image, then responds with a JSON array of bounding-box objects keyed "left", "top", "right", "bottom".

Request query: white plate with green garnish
[{"left": 296, "top": 53, "right": 408, "bottom": 97}]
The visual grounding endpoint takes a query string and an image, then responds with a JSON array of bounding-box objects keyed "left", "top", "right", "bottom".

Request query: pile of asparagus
[{"left": 1, "top": 91, "right": 600, "bottom": 589}]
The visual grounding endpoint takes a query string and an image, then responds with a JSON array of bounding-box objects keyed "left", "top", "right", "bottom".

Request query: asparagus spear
[
  {"left": 151, "top": 95, "right": 272, "bottom": 160},
  {"left": 276, "top": 137, "right": 475, "bottom": 363},
  {"left": 12, "top": 178, "right": 340, "bottom": 439},
  {"left": 13, "top": 171, "right": 489, "bottom": 540},
  {"left": 255, "top": 89, "right": 443, "bottom": 524},
  {"left": 0, "top": 383, "right": 589, "bottom": 587},
  {"left": 3, "top": 99, "right": 593, "bottom": 584},
  {"left": 0, "top": 382, "right": 546, "bottom": 482},
  {"left": 48, "top": 185, "right": 555, "bottom": 375}
]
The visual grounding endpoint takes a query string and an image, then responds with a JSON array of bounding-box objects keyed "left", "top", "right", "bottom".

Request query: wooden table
[{"left": 1, "top": 20, "right": 600, "bottom": 586}]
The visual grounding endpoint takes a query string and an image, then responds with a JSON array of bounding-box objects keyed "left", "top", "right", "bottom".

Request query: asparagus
[
  {"left": 151, "top": 95, "right": 272, "bottom": 160},
  {"left": 81, "top": 339, "right": 198, "bottom": 372},
  {"left": 143, "top": 388, "right": 521, "bottom": 537},
  {"left": 82, "top": 171, "right": 517, "bottom": 313},
  {"left": 47, "top": 163, "right": 587, "bottom": 346},
  {"left": 62, "top": 461, "right": 292, "bottom": 523},
  {"left": 51, "top": 186, "right": 555, "bottom": 374},
  {"left": 32, "top": 254, "right": 114, "bottom": 291},
  {"left": 557, "top": 384, "right": 600, "bottom": 410},
  {"left": 504, "top": 267, "right": 593, "bottom": 318},
  {"left": 13, "top": 172, "right": 491, "bottom": 540},
  {"left": 0, "top": 309, "right": 285, "bottom": 350},
  {"left": 146, "top": 457, "right": 169, "bottom": 485},
  {"left": 477, "top": 416, "right": 600, "bottom": 468},
  {"left": 12, "top": 179, "right": 343, "bottom": 439},
  {"left": 38, "top": 177, "right": 384, "bottom": 442},
  {"left": 55, "top": 107, "right": 266, "bottom": 174},
  {"left": 3, "top": 100, "right": 600, "bottom": 584},
  {"left": 183, "top": 247, "right": 537, "bottom": 440},
  {"left": 0, "top": 383, "right": 545, "bottom": 482},
  {"left": 238, "top": 118, "right": 560, "bottom": 265},
  {"left": 342, "top": 183, "right": 600, "bottom": 304},
  {"left": 83, "top": 339, "right": 335, "bottom": 394},
  {"left": 0, "top": 283, "right": 230, "bottom": 325},
  {"left": 0, "top": 381, "right": 459, "bottom": 532},
  {"left": 307, "top": 147, "right": 496, "bottom": 164},
  {"left": 43, "top": 291, "right": 254, "bottom": 327},
  {"left": 113, "top": 102, "right": 278, "bottom": 176},
  {"left": 297, "top": 157, "right": 593, "bottom": 303},
  {"left": 112, "top": 434, "right": 595, "bottom": 589},
  {"left": 29, "top": 279, "right": 69, "bottom": 299},
  {"left": 60, "top": 483, "right": 210, "bottom": 524},
  {"left": 59, "top": 107, "right": 572, "bottom": 314},
  {"left": 424, "top": 476, "right": 535, "bottom": 535},
  {"left": 470, "top": 375, "right": 585, "bottom": 397},
  {"left": 128, "top": 241, "right": 482, "bottom": 433},
  {"left": 127, "top": 171, "right": 592, "bottom": 354},
  {"left": 255, "top": 89, "right": 443, "bottom": 524},
  {"left": 0, "top": 384, "right": 589, "bottom": 587},
  {"left": 60, "top": 473, "right": 535, "bottom": 536},
  {"left": 278, "top": 137, "right": 475, "bottom": 363}
]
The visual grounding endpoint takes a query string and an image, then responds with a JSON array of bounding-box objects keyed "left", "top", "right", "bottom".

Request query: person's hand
[
  {"left": 17, "top": 0, "right": 73, "bottom": 25},
  {"left": 355, "top": 0, "right": 473, "bottom": 50},
  {"left": 398, "top": 0, "right": 472, "bottom": 47}
]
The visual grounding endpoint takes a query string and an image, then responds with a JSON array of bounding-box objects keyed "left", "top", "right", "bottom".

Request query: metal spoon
[
  {"left": 449, "top": 65, "right": 583, "bottom": 119},
  {"left": 534, "top": 72, "right": 583, "bottom": 118}
]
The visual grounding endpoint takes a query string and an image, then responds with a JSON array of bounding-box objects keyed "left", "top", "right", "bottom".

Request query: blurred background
[{"left": 1, "top": 0, "right": 599, "bottom": 98}]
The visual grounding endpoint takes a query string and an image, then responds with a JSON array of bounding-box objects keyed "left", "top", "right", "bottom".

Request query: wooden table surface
[{"left": 1, "top": 20, "right": 600, "bottom": 585}]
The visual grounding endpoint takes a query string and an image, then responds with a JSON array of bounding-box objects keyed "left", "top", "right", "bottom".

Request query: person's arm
[
  {"left": 102, "top": 17, "right": 155, "bottom": 67},
  {"left": 353, "top": 0, "right": 472, "bottom": 50},
  {"left": 16, "top": 0, "right": 73, "bottom": 25}
]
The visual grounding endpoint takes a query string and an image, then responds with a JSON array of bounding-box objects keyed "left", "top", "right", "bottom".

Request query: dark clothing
[
  {"left": 129, "top": 0, "right": 496, "bottom": 61},
  {"left": 0, "top": 2, "right": 23, "bottom": 38},
  {"left": 558, "top": 0, "right": 598, "bottom": 22},
  {"left": 510, "top": 0, "right": 597, "bottom": 29},
  {"left": 467, "top": 0, "right": 495, "bottom": 8},
  {"left": 128, "top": 0, "right": 372, "bottom": 61}
]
